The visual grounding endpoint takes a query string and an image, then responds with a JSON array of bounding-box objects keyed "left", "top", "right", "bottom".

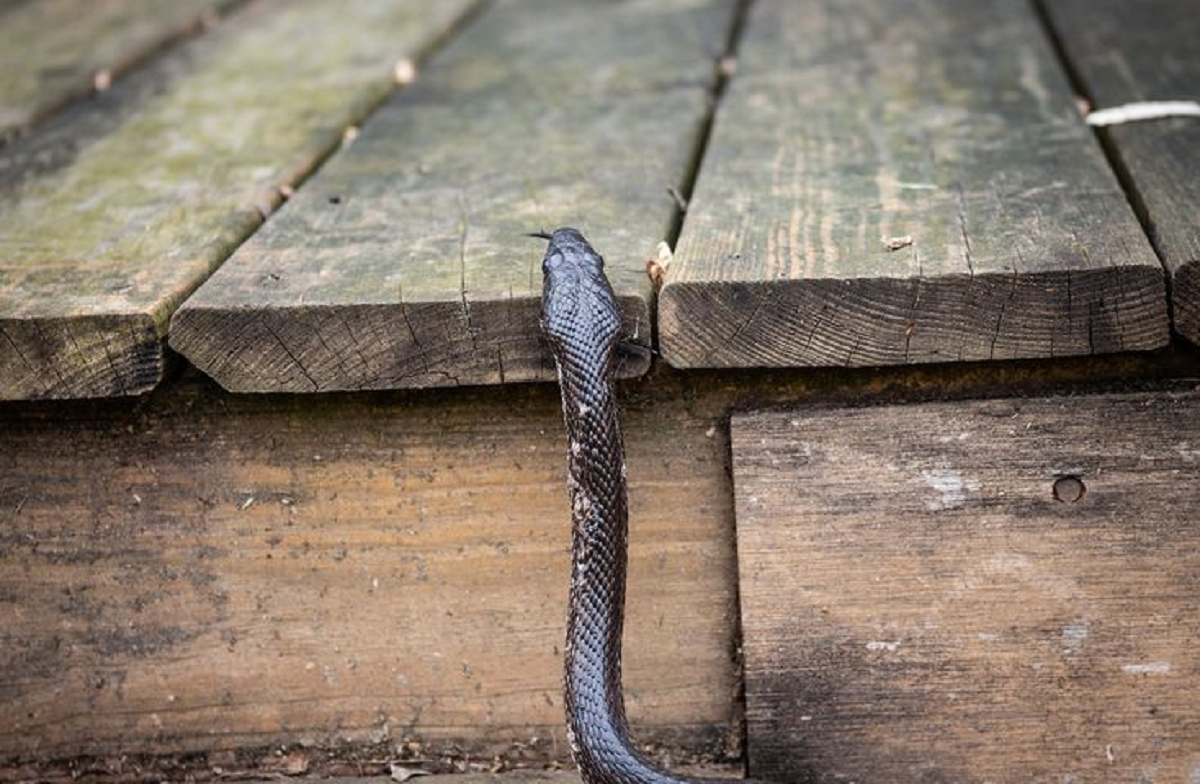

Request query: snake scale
[{"left": 536, "top": 228, "right": 768, "bottom": 784}]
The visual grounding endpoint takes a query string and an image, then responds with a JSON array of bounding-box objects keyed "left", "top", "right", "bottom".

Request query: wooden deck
[{"left": 1, "top": 0, "right": 1199, "bottom": 781}]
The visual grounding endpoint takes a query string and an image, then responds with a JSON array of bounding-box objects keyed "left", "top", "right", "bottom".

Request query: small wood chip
[
  {"left": 667, "top": 185, "right": 689, "bottom": 212},
  {"left": 646, "top": 241, "right": 673, "bottom": 287},
  {"left": 882, "top": 235, "right": 914, "bottom": 251},
  {"left": 394, "top": 59, "right": 417, "bottom": 85},
  {"left": 390, "top": 764, "right": 431, "bottom": 782}
]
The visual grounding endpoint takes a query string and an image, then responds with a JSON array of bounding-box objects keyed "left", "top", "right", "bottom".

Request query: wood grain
[
  {"left": 0, "top": 0, "right": 478, "bottom": 400},
  {"left": 733, "top": 393, "right": 1200, "bottom": 784},
  {"left": 661, "top": 0, "right": 1169, "bottom": 369},
  {"left": 0, "top": 372, "right": 743, "bottom": 762},
  {"left": 170, "top": 0, "right": 738, "bottom": 393},
  {"left": 0, "top": 0, "right": 237, "bottom": 141},
  {"left": 1041, "top": 0, "right": 1200, "bottom": 345}
]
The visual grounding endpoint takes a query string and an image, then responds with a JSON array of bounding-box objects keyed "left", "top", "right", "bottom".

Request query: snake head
[{"left": 535, "top": 227, "right": 623, "bottom": 365}]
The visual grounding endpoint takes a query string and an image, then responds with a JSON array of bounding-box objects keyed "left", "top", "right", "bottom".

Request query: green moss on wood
[{"left": 0, "top": 0, "right": 478, "bottom": 399}]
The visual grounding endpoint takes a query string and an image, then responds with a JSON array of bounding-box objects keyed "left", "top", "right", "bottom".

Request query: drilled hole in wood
[{"left": 1053, "top": 475, "right": 1086, "bottom": 503}]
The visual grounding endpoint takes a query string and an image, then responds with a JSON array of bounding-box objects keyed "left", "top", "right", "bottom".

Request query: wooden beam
[
  {"left": 661, "top": 0, "right": 1169, "bottom": 369},
  {"left": 0, "top": 0, "right": 478, "bottom": 400},
  {"left": 0, "top": 371, "right": 743, "bottom": 762},
  {"left": 2, "top": 343, "right": 1198, "bottom": 771},
  {"left": 1040, "top": 0, "right": 1200, "bottom": 345},
  {"left": 733, "top": 392, "right": 1200, "bottom": 783},
  {"left": 169, "top": 0, "right": 739, "bottom": 393},
  {"left": 0, "top": 0, "right": 238, "bottom": 142}
]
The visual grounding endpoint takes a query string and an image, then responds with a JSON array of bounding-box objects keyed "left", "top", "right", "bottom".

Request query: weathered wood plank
[
  {"left": 170, "top": 0, "right": 737, "bottom": 393},
  {"left": 0, "top": 0, "right": 478, "bottom": 401},
  {"left": 733, "top": 392, "right": 1200, "bottom": 784},
  {"left": 0, "top": 371, "right": 744, "bottom": 763},
  {"left": 2, "top": 342, "right": 1197, "bottom": 772},
  {"left": 661, "top": 0, "right": 1169, "bottom": 369},
  {"left": 1041, "top": 0, "right": 1200, "bottom": 345},
  {"left": 0, "top": 0, "right": 238, "bottom": 142}
]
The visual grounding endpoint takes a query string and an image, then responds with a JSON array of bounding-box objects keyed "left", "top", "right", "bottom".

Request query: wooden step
[
  {"left": 0, "top": 0, "right": 236, "bottom": 141},
  {"left": 1041, "top": 0, "right": 1200, "bottom": 345},
  {"left": 170, "top": 0, "right": 738, "bottom": 393},
  {"left": 0, "top": 0, "right": 477, "bottom": 400},
  {"left": 661, "top": 0, "right": 1169, "bottom": 369},
  {"left": 0, "top": 371, "right": 743, "bottom": 762},
  {"left": 733, "top": 391, "right": 1200, "bottom": 783},
  {"left": 2, "top": 339, "right": 1196, "bottom": 771}
]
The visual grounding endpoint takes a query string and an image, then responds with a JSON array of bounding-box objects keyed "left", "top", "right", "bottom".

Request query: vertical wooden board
[
  {"left": 0, "top": 0, "right": 238, "bottom": 141},
  {"left": 1041, "top": 0, "right": 1200, "bottom": 345},
  {"left": 0, "top": 0, "right": 479, "bottom": 401},
  {"left": 732, "top": 393, "right": 1200, "bottom": 784},
  {"left": 169, "top": 0, "right": 738, "bottom": 393},
  {"left": 661, "top": 0, "right": 1168, "bottom": 369},
  {"left": 0, "top": 374, "right": 741, "bottom": 761}
]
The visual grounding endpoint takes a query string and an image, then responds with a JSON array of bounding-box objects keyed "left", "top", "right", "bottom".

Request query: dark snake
[{"left": 536, "top": 228, "right": 769, "bottom": 784}]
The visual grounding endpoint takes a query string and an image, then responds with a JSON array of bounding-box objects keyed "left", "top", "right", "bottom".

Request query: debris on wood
[
  {"left": 1086, "top": 100, "right": 1200, "bottom": 127},
  {"left": 395, "top": 58, "right": 418, "bottom": 84},
  {"left": 390, "top": 763, "right": 432, "bottom": 782},
  {"left": 667, "top": 186, "right": 689, "bottom": 212},
  {"left": 646, "top": 241, "right": 673, "bottom": 287}
]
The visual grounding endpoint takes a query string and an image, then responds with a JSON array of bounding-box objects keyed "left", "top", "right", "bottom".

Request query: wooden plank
[
  {"left": 0, "top": 371, "right": 743, "bottom": 763},
  {"left": 0, "top": 0, "right": 479, "bottom": 401},
  {"left": 0, "top": 0, "right": 238, "bottom": 142},
  {"left": 1041, "top": 0, "right": 1200, "bottom": 345},
  {"left": 169, "top": 0, "right": 738, "bottom": 393},
  {"left": 732, "top": 392, "right": 1200, "bottom": 784},
  {"left": 660, "top": 0, "right": 1169, "bottom": 369}
]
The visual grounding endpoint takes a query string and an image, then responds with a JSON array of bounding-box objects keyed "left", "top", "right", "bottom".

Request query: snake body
[{"left": 538, "top": 228, "right": 765, "bottom": 784}]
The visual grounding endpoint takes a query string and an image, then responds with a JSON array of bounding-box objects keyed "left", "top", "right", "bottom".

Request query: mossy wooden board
[
  {"left": 0, "top": 0, "right": 238, "bottom": 141},
  {"left": 1042, "top": 0, "right": 1200, "bottom": 346},
  {"left": 170, "top": 0, "right": 738, "bottom": 393},
  {"left": 734, "top": 392, "right": 1200, "bottom": 783},
  {"left": 0, "top": 0, "right": 478, "bottom": 400},
  {"left": 661, "top": 0, "right": 1169, "bottom": 369}
]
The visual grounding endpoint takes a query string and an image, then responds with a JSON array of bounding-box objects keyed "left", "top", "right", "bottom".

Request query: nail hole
[
  {"left": 328, "top": 195, "right": 342, "bottom": 205},
  {"left": 1053, "top": 475, "right": 1086, "bottom": 503}
]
